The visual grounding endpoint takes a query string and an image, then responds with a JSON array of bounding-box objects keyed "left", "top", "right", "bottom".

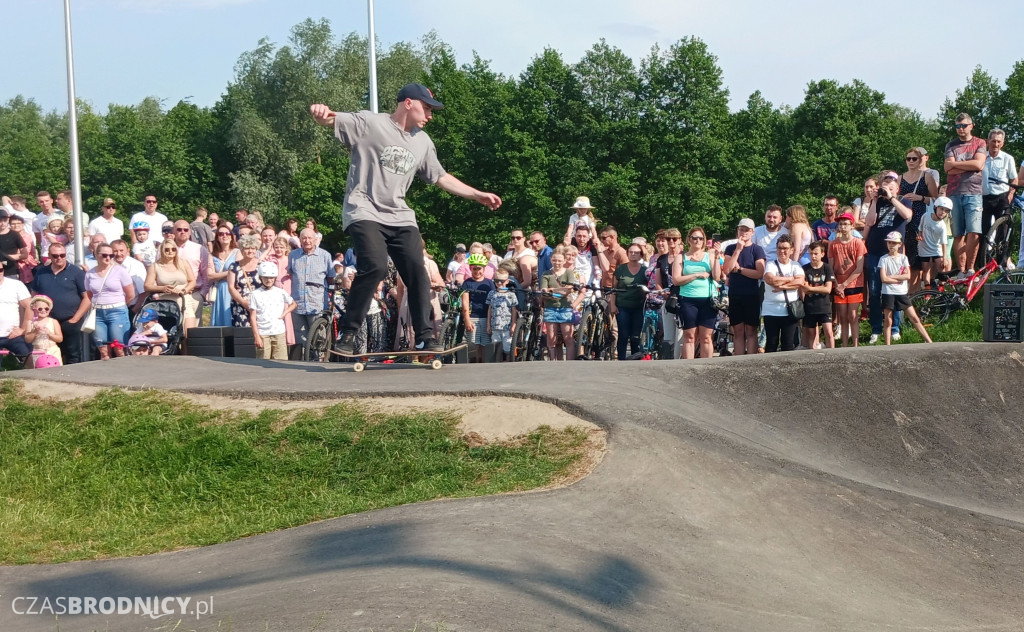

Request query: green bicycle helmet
[{"left": 467, "top": 253, "right": 488, "bottom": 267}]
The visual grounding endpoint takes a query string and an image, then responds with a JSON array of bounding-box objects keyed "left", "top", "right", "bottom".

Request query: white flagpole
[
  {"left": 367, "top": 0, "right": 378, "bottom": 113},
  {"left": 63, "top": 0, "right": 89, "bottom": 360}
]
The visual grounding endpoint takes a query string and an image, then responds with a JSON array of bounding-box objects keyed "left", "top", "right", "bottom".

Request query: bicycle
[
  {"left": 626, "top": 288, "right": 669, "bottom": 360},
  {"left": 909, "top": 253, "right": 1024, "bottom": 328},
  {"left": 982, "top": 179, "right": 1023, "bottom": 267},
  {"left": 574, "top": 286, "right": 614, "bottom": 361},
  {"left": 438, "top": 284, "right": 469, "bottom": 363},
  {"left": 303, "top": 280, "right": 347, "bottom": 363}
]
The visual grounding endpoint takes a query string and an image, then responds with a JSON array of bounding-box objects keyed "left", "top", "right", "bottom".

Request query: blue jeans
[
  {"left": 0, "top": 335, "right": 31, "bottom": 357},
  {"left": 92, "top": 306, "right": 131, "bottom": 347},
  {"left": 866, "top": 253, "right": 902, "bottom": 336},
  {"left": 616, "top": 307, "right": 643, "bottom": 360}
]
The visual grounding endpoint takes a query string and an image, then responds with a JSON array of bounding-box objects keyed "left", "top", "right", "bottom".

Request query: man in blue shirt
[{"left": 29, "top": 242, "right": 90, "bottom": 363}]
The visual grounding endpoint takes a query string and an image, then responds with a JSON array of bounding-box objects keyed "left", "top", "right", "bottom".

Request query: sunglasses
[
  {"left": 50, "top": 253, "right": 67, "bottom": 259},
  {"left": 954, "top": 123, "right": 971, "bottom": 129},
  {"left": 33, "top": 305, "right": 51, "bottom": 311},
  {"left": 690, "top": 235, "right": 705, "bottom": 241},
  {"left": 163, "top": 249, "right": 177, "bottom": 253},
  {"left": 145, "top": 199, "right": 158, "bottom": 203},
  {"left": 667, "top": 237, "right": 681, "bottom": 241},
  {"left": 104, "top": 205, "right": 116, "bottom": 209},
  {"left": 175, "top": 227, "right": 190, "bottom": 232},
  {"left": 98, "top": 253, "right": 114, "bottom": 259},
  {"left": 905, "top": 156, "right": 919, "bottom": 162},
  {"left": 217, "top": 232, "right": 231, "bottom": 237},
  {"left": 511, "top": 236, "right": 524, "bottom": 240}
]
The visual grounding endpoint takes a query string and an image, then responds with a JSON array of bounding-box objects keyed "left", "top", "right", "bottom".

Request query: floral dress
[{"left": 229, "top": 260, "right": 258, "bottom": 327}]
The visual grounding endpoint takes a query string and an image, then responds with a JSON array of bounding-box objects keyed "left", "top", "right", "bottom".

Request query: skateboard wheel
[
  {"left": 353, "top": 362, "right": 365, "bottom": 372},
  {"left": 430, "top": 359, "right": 442, "bottom": 370}
]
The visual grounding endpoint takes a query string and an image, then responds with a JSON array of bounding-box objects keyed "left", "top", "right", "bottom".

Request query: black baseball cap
[{"left": 397, "top": 83, "right": 444, "bottom": 109}]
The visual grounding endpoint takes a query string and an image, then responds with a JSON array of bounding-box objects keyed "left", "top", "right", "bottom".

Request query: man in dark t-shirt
[
  {"left": 812, "top": 196, "right": 840, "bottom": 243},
  {"left": 722, "top": 218, "right": 766, "bottom": 356},
  {"left": 30, "top": 242, "right": 90, "bottom": 364}
]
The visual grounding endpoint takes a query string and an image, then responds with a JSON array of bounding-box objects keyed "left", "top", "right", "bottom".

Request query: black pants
[
  {"left": 58, "top": 318, "right": 85, "bottom": 364},
  {"left": 341, "top": 221, "right": 432, "bottom": 344},
  {"left": 763, "top": 315, "right": 799, "bottom": 352}
]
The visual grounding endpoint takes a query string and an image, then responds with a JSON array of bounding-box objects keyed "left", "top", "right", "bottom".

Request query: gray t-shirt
[{"left": 334, "top": 111, "right": 447, "bottom": 229}]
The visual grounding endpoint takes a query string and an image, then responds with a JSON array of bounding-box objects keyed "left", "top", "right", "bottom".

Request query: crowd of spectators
[{"left": 1, "top": 112, "right": 1020, "bottom": 366}]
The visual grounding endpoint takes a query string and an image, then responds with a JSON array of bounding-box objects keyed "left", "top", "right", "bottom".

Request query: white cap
[
  {"left": 884, "top": 231, "right": 903, "bottom": 243},
  {"left": 738, "top": 218, "right": 755, "bottom": 230},
  {"left": 933, "top": 196, "right": 953, "bottom": 210},
  {"left": 257, "top": 261, "right": 279, "bottom": 278}
]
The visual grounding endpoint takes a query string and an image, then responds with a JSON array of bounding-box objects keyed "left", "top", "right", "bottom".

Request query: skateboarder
[{"left": 309, "top": 83, "right": 502, "bottom": 354}]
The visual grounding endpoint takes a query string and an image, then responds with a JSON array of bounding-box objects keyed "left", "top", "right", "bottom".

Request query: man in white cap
[{"left": 309, "top": 84, "right": 502, "bottom": 354}]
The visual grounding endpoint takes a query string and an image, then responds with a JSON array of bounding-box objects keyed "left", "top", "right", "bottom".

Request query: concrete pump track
[{"left": 2, "top": 342, "right": 1023, "bottom": 632}]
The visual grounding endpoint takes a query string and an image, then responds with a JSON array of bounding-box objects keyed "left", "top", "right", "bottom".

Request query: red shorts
[{"left": 834, "top": 287, "right": 863, "bottom": 305}]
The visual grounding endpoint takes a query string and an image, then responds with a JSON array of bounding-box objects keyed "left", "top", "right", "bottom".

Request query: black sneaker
[
  {"left": 336, "top": 330, "right": 357, "bottom": 355},
  {"left": 415, "top": 338, "right": 444, "bottom": 353}
]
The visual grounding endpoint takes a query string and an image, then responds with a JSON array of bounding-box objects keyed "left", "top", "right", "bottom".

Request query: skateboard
[{"left": 331, "top": 344, "right": 468, "bottom": 372}]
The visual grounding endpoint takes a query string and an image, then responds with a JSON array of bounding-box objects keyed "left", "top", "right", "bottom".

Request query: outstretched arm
[{"left": 435, "top": 173, "right": 502, "bottom": 210}]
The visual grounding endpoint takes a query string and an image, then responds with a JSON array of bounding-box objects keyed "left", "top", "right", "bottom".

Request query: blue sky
[{"left": 3, "top": 0, "right": 1020, "bottom": 120}]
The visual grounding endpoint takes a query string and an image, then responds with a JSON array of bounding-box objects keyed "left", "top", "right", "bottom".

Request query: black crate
[
  {"left": 232, "top": 343, "right": 259, "bottom": 359},
  {"left": 186, "top": 326, "right": 232, "bottom": 357},
  {"left": 983, "top": 284, "right": 1024, "bottom": 342}
]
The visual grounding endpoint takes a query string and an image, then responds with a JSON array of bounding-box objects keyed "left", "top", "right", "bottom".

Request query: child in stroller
[{"left": 127, "top": 307, "right": 169, "bottom": 355}]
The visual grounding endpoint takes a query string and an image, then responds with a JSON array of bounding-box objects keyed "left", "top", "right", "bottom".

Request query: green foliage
[{"left": 3, "top": 19, "right": 1024, "bottom": 257}]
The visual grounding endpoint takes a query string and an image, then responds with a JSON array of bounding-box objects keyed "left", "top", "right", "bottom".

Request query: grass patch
[{"left": 0, "top": 382, "right": 590, "bottom": 565}]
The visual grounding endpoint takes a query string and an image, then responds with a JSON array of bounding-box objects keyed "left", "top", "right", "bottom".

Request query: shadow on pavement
[{"left": 17, "top": 522, "right": 651, "bottom": 632}]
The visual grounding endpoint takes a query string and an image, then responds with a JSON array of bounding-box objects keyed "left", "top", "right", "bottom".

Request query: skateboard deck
[{"left": 331, "top": 344, "right": 468, "bottom": 371}]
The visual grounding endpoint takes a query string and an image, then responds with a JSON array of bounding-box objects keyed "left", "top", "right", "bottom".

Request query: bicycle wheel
[
  {"left": 575, "top": 308, "right": 595, "bottom": 359},
  {"left": 637, "top": 319, "right": 658, "bottom": 360},
  {"left": 999, "top": 270, "right": 1024, "bottom": 285},
  {"left": 984, "top": 215, "right": 1014, "bottom": 266},
  {"left": 910, "top": 290, "right": 953, "bottom": 328},
  {"left": 512, "top": 319, "right": 530, "bottom": 361},
  {"left": 440, "top": 318, "right": 459, "bottom": 364},
  {"left": 303, "top": 317, "right": 331, "bottom": 362}
]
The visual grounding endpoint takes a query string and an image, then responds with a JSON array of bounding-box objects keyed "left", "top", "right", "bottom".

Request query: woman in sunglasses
[
  {"left": 898, "top": 147, "right": 939, "bottom": 290},
  {"left": 207, "top": 224, "right": 239, "bottom": 327},
  {"left": 85, "top": 243, "right": 136, "bottom": 359},
  {"left": 145, "top": 240, "right": 196, "bottom": 321}
]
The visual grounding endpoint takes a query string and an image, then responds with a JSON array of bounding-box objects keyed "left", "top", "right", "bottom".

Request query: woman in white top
[{"left": 761, "top": 234, "right": 805, "bottom": 352}]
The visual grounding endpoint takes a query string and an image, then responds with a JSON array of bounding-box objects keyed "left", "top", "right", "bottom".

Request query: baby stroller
[{"left": 125, "top": 298, "right": 185, "bottom": 356}]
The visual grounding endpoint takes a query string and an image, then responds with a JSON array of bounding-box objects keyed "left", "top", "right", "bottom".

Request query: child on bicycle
[
  {"left": 918, "top": 195, "right": 953, "bottom": 289},
  {"left": 461, "top": 253, "right": 495, "bottom": 362},
  {"left": 879, "top": 232, "right": 932, "bottom": 345},
  {"left": 486, "top": 269, "right": 518, "bottom": 362}
]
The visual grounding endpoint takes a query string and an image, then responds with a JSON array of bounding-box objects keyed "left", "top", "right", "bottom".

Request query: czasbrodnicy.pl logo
[{"left": 11, "top": 595, "right": 214, "bottom": 619}]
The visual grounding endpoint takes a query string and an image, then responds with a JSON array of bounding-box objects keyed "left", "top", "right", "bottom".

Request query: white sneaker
[
  {"left": 814, "top": 342, "right": 824, "bottom": 349},
  {"left": 1008, "top": 259, "right": 1016, "bottom": 270},
  {"left": 868, "top": 334, "right": 880, "bottom": 344},
  {"left": 892, "top": 332, "right": 901, "bottom": 341},
  {"left": 833, "top": 329, "right": 842, "bottom": 340}
]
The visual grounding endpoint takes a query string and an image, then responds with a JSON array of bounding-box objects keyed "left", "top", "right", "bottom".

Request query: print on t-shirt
[{"left": 379, "top": 146, "right": 416, "bottom": 176}]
